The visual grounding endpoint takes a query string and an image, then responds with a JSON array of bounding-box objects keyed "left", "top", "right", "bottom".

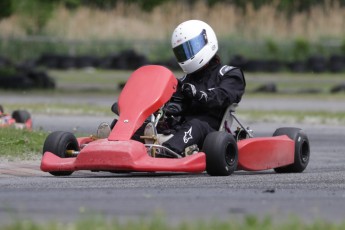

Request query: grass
[
  {"left": 0, "top": 127, "right": 46, "bottom": 160},
  {"left": 47, "top": 69, "right": 345, "bottom": 95},
  {"left": 244, "top": 72, "right": 345, "bottom": 94},
  {"left": 3, "top": 103, "right": 112, "bottom": 116},
  {"left": 2, "top": 102, "right": 345, "bottom": 126},
  {"left": 1, "top": 215, "right": 345, "bottom": 230},
  {"left": 49, "top": 69, "right": 129, "bottom": 87},
  {"left": 0, "top": 127, "right": 91, "bottom": 160},
  {"left": 238, "top": 110, "right": 345, "bottom": 125},
  {"left": 54, "top": 69, "right": 345, "bottom": 90}
]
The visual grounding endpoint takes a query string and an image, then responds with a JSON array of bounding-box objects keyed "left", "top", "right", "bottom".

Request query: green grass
[
  {"left": 2, "top": 102, "right": 345, "bottom": 125},
  {"left": 48, "top": 69, "right": 345, "bottom": 96},
  {"left": 238, "top": 110, "right": 345, "bottom": 125},
  {"left": 49, "top": 69, "right": 129, "bottom": 84},
  {"left": 2, "top": 215, "right": 345, "bottom": 230},
  {"left": 48, "top": 69, "right": 131, "bottom": 93},
  {"left": 3, "top": 103, "right": 112, "bottom": 116},
  {"left": 244, "top": 72, "right": 345, "bottom": 94},
  {"left": 0, "top": 127, "right": 47, "bottom": 160},
  {"left": 0, "top": 127, "right": 91, "bottom": 160}
]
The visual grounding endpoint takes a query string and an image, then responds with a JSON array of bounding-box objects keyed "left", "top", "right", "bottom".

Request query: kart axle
[{"left": 65, "top": 150, "right": 79, "bottom": 157}]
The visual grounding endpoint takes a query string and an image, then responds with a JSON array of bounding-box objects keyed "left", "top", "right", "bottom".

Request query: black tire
[
  {"left": 273, "top": 127, "right": 310, "bottom": 173},
  {"left": 0, "top": 105, "right": 4, "bottom": 113},
  {"left": 110, "top": 118, "right": 117, "bottom": 130},
  {"left": 42, "top": 131, "right": 79, "bottom": 176},
  {"left": 202, "top": 131, "right": 238, "bottom": 176},
  {"left": 111, "top": 102, "right": 119, "bottom": 115},
  {"left": 12, "top": 110, "right": 31, "bottom": 123}
]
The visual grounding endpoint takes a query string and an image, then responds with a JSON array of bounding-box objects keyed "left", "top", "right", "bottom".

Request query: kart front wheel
[
  {"left": 273, "top": 127, "right": 310, "bottom": 173},
  {"left": 202, "top": 131, "right": 238, "bottom": 176},
  {"left": 42, "top": 131, "right": 79, "bottom": 176}
]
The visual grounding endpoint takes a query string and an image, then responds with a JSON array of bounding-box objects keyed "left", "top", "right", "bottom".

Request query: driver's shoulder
[{"left": 218, "top": 65, "right": 237, "bottom": 77}]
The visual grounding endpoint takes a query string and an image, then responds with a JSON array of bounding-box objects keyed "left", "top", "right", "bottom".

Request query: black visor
[{"left": 173, "top": 29, "right": 208, "bottom": 63}]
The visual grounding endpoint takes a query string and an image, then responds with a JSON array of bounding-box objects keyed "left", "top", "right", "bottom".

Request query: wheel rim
[
  {"left": 225, "top": 142, "right": 236, "bottom": 167},
  {"left": 299, "top": 139, "right": 310, "bottom": 164}
]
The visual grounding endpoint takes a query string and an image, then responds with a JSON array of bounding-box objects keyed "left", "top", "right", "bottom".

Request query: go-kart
[
  {"left": 40, "top": 65, "right": 310, "bottom": 176},
  {"left": 0, "top": 105, "right": 32, "bottom": 129}
]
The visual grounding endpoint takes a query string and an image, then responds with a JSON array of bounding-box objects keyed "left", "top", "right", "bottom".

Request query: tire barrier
[
  {"left": 253, "top": 83, "right": 277, "bottom": 93},
  {"left": 1, "top": 54, "right": 56, "bottom": 89},
  {"left": 0, "top": 56, "right": 12, "bottom": 68},
  {"left": 330, "top": 83, "right": 345, "bottom": 93},
  {"left": 36, "top": 50, "right": 149, "bottom": 70},
  {"left": 329, "top": 55, "right": 345, "bottom": 73},
  {"left": 0, "top": 74, "right": 34, "bottom": 89},
  {"left": 1, "top": 50, "right": 345, "bottom": 92},
  {"left": 3, "top": 47, "right": 345, "bottom": 73},
  {"left": 0, "top": 69, "right": 55, "bottom": 90},
  {"left": 229, "top": 54, "right": 345, "bottom": 73},
  {"left": 25, "top": 51, "right": 345, "bottom": 73}
]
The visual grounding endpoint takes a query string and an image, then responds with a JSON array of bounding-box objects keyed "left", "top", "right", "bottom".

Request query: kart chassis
[{"left": 40, "top": 65, "right": 310, "bottom": 176}]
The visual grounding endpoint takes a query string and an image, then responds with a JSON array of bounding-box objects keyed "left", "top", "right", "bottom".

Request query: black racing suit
[{"left": 162, "top": 56, "right": 246, "bottom": 155}]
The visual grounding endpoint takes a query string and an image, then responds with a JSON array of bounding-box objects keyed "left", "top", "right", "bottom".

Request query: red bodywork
[{"left": 41, "top": 65, "right": 295, "bottom": 174}]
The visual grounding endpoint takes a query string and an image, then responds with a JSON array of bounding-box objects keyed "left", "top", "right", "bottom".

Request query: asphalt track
[{"left": 0, "top": 95, "right": 345, "bottom": 224}]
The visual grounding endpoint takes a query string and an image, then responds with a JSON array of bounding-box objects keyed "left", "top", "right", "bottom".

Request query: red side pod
[
  {"left": 237, "top": 135, "right": 295, "bottom": 171},
  {"left": 109, "top": 65, "right": 177, "bottom": 141}
]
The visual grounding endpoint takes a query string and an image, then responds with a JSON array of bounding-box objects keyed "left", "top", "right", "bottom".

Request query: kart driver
[{"left": 161, "top": 19, "right": 246, "bottom": 156}]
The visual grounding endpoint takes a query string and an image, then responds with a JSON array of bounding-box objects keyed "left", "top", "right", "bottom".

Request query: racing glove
[
  {"left": 163, "top": 102, "right": 183, "bottom": 116},
  {"left": 181, "top": 83, "right": 208, "bottom": 103}
]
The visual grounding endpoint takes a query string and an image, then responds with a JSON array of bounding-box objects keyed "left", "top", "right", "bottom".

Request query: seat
[{"left": 218, "top": 103, "right": 237, "bottom": 132}]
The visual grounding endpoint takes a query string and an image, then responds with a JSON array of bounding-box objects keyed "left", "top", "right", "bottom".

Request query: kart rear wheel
[
  {"left": 12, "top": 110, "right": 31, "bottom": 123},
  {"left": 0, "top": 105, "right": 3, "bottom": 113},
  {"left": 202, "top": 131, "right": 238, "bottom": 176},
  {"left": 43, "top": 131, "right": 79, "bottom": 176},
  {"left": 273, "top": 127, "right": 310, "bottom": 173}
]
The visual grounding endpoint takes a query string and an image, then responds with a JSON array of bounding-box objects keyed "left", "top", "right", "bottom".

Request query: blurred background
[
  {"left": 1, "top": 0, "right": 345, "bottom": 74},
  {"left": 0, "top": 0, "right": 345, "bottom": 94}
]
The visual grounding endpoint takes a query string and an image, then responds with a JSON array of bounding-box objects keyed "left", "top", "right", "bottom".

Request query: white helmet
[{"left": 171, "top": 20, "right": 218, "bottom": 74}]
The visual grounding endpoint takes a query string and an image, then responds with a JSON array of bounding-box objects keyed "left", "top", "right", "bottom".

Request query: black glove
[
  {"left": 181, "top": 83, "right": 208, "bottom": 103},
  {"left": 163, "top": 102, "right": 183, "bottom": 116}
]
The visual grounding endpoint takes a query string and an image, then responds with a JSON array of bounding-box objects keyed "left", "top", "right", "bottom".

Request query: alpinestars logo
[
  {"left": 183, "top": 127, "right": 193, "bottom": 143},
  {"left": 198, "top": 91, "right": 208, "bottom": 102}
]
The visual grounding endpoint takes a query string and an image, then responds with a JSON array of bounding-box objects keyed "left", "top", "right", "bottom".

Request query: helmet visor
[{"left": 173, "top": 29, "right": 208, "bottom": 63}]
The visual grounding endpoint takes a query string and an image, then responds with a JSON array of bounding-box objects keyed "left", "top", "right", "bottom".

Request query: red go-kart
[
  {"left": 41, "top": 65, "right": 310, "bottom": 176},
  {"left": 0, "top": 105, "right": 32, "bottom": 130}
]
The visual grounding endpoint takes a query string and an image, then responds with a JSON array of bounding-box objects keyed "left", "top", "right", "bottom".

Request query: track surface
[{"left": 1, "top": 95, "right": 345, "bottom": 224}]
